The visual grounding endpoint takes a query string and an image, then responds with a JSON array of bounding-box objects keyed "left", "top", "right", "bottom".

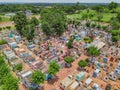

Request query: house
[
  {"left": 76, "top": 72, "right": 85, "bottom": 82},
  {"left": 69, "top": 81, "right": 79, "bottom": 90},
  {"left": 84, "top": 78, "right": 93, "bottom": 87},
  {"left": 60, "top": 77, "right": 73, "bottom": 90}
]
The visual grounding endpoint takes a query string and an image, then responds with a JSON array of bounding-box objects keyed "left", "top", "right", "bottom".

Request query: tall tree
[
  {"left": 41, "top": 9, "right": 66, "bottom": 36},
  {"left": 48, "top": 61, "right": 60, "bottom": 76},
  {"left": 42, "top": 21, "right": 52, "bottom": 36},
  {"left": 30, "top": 17, "right": 39, "bottom": 26},
  {"left": 108, "top": 2, "right": 118, "bottom": 10},
  {"left": 13, "top": 12, "right": 27, "bottom": 34},
  {"left": 22, "top": 24, "right": 35, "bottom": 41},
  {"left": 31, "top": 70, "right": 45, "bottom": 84}
]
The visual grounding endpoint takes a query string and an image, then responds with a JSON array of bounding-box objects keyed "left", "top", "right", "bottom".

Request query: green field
[
  {"left": 67, "top": 9, "right": 116, "bottom": 23},
  {"left": 0, "top": 15, "right": 11, "bottom": 22}
]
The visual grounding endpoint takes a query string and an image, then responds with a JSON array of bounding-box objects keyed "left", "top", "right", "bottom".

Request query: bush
[
  {"left": 64, "top": 56, "right": 74, "bottom": 64},
  {"left": 0, "top": 40, "right": 7, "bottom": 45},
  {"left": 84, "top": 37, "right": 93, "bottom": 43},
  {"left": 78, "top": 60, "right": 88, "bottom": 68},
  {"left": 91, "top": 23, "right": 96, "bottom": 28}
]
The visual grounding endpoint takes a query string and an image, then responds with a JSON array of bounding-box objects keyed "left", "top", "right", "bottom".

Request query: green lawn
[
  {"left": 0, "top": 15, "right": 11, "bottom": 22},
  {"left": 67, "top": 9, "right": 116, "bottom": 23}
]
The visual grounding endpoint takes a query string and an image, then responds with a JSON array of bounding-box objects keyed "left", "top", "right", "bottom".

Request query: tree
[
  {"left": 112, "top": 36, "right": 119, "bottom": 42},
  {"left": 91, "top": 23, "right": 96, "bottom": 28},
  {"left": 81, "top": 13, "right": 88, "bottom": 20},
  {"left": 116, "top": 12, "right": 120, "bottom": 22},
  {"left": 0, "top": 16, "right": 2, "bottom": 22},
  {"left": 67, "top": 37, "right": 74, "bottom": 49},
  {"left": 30, "top": 17, "right": 39, "bottom": 26},
  {"left": 105, "top": 84, "right": 111, "bottom": 90},
  {"left": 14, "top": 63, "right": 23, "bottom": 71},
  {"left": 96, "top": 24, "right": 101, "bottom": 29},
  {"left": 97, "top": 14, "right": 103, "bottom": 21},
  {"left": 0, "top": 56, "right": 18, "bottom": 90},
  {"left": 64, "top": 56, "right": 74, "bottom": 67},
  {"left": 31, "top": 70, "right": 45, "bottom": 84},
  {"left": 108, "top": 2, "right": 118, "bottom": 10},
  {"left": 13, "top": 12, "right": 27, "bottom": 34},
  {"left": 42, "top": 21, "right": 52, "bottom": 36},
  {"left": 41, "top": 9, "right": 66, "bottom": 36},
  {"left": 87, "top": 46, "right": 100, "bottom": 56},
  {"left": 86, "top": 22, "right": 91, "bottom": 27},
  {"left": 110, "top": 18, "right": 120, "bottom": 30},
  {"left": 48, "top": 61, "right": 60, "bottom": 75},
  {"left": 78, "top": 60, "right": 88, "bottom": 68},
  {"left": 91, "top": 5, "right": 104, "bottom": 13},
  {"left": 2, "top": 75, "right": 18, "bottom": 90},
  {"left": 22, "top": 24, "right": 35, "bottom": 41},
  {"left": 6, "top": 26, "right": 11, "bottom": 30},
  {"left": 0, "top": 27, "right": 2, "bottom": 31}
]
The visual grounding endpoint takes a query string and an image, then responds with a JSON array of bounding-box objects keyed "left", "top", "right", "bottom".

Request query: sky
[{"left": 0, "top": 0, "right": 120, "bottom": 3}]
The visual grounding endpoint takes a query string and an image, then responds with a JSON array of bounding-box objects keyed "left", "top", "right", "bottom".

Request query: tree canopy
[
  {"left": 87, "top": 46, "right": 100, "bottom": 56},
  {"left": 48, "top": 61, "right": 60, "bottom": 75},
  {"left": 41, "top": 8, "right": 67, "bottom": 36},
  {"left": 78, "top": 59, "right": 88, "bottom": 68},
  {"left": 31, "top": 70, "right": 45, "bottom": 84},
  {"left": 64, "top": 56, "right": 74, "bottom": 64},
  {"left": 0, "top": 55, "right": 18, "bottom": 90},
  {"left": 13, "top": 12, "right": 27, "bottom": 34}
]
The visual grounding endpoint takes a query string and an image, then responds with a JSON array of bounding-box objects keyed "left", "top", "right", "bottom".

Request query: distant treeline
[{"left": 0, "top": 2, "right": 120, "bottom": 14}]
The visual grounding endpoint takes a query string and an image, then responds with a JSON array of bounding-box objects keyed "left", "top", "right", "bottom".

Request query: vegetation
[
  {"left": 84, "top": 37, "right": 93, "bottom": 43},
  {"left": 41, "top": 8, "right": 66, "bottom": 36},
  {"left": 78, "top": 59, "right": 89, "bottom": 68},
  {"left": 14, "top": 63, "right": 23, "bottom": 71},
  {"left": 14, "top": 13, "right": 39, "bottom": 41},
  {"left": 31, "top": 70, "right": 45, "bottom": 84},
  {"left": 67, "top": 37, "right": 74, "bottom": 49},
  {"left": 87, "top": 46, "right": 100, "bottom": 56},
  {"left": 0, "top": 16, "right": 10, "bottom": 22},
  {"left": 13, "top": 12, "right": 27, "bottom": 34},
  {"left": 0, "top": 40, "right": 7, "bottom": 45},
  {"left": 64, "top": 56, "right": 74, "bottom": 67},
  {"left": 0, "top": 55, "right": 18, "bottom": 90},
  {"left": 48, "top": 61, "right": 60, "bottom": 75}
]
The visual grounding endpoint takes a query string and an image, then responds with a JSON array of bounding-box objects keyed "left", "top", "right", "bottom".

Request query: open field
[{"left": 67, "top": 9, "right": 117, "bottom": 23}]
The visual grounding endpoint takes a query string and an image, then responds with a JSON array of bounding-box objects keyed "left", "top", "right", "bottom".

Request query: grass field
[
  {"left": 0, "top": 15, "right": 11, "bottom": 22},
  {"left": 67, "top": 9, "right": 116, "bottom": 23}
]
